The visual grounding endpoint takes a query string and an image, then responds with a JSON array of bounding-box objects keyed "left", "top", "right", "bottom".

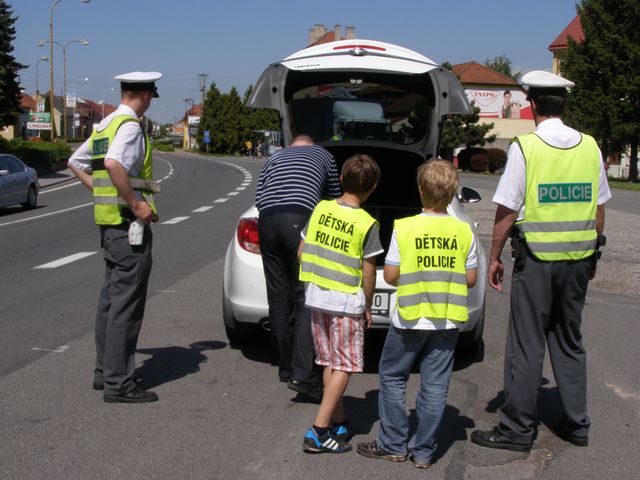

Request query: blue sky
[{"left": 11, "top": 0, "right": 580, "bottom": 123}]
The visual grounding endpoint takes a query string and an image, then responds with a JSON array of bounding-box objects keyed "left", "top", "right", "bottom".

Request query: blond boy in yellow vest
[
  {"left": 298, "top": 154, "right": 383, "bottom": 453},
  {"left": 357, "top": 159, "right": 478, "bottom": 468}
]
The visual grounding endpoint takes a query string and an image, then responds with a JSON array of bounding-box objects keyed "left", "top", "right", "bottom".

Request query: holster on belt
[{"left": 510, "top": 226, "right": 527, "bottom": 270}]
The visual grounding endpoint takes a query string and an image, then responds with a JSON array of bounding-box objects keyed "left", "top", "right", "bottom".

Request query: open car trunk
[{"left": 322, "top": 144, "right": 426, "bottom": 264}]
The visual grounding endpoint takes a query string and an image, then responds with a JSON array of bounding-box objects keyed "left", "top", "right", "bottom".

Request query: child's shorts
[{"left": 311, "top": 310, "right": 365, "bottom": 373}]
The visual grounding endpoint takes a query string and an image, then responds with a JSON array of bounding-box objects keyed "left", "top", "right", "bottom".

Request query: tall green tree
[
  {"left": 0, "top": 1, "right": 26, "bottom": 129},
  {"left": 484, "top": 54, "right": 520, "bottom": 80},
  {"left": 562, "top": 0, "right": 640, "bottom": 181}
]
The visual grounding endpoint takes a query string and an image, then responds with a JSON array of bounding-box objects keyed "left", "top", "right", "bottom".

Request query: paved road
[{"left": 1, "top": 158, "right": 638, "bottom": 479}]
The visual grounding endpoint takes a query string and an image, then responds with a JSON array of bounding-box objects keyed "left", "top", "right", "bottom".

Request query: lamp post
[
  {"left": 72, "top": 76, "right": 88, "bottom": 138},
  {"left": 35, "top": 56, "right": 49, "bottom": 112},
  {"left": 46, "top": 0, "right": 91, "bottom": 140},
  {"left": 100, "top": 87, "right": 115, "bottom": 120},
  {"left": 38, "top": 38, "right": 89, "bottom": 140}
]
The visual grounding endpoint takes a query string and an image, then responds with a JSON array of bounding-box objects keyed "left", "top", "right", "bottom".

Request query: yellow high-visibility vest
[
  {"left": 300, "top": 200, "right": 377, "bottom": 294},
  {"left": 395, "top": 214, "right": 472, "bottom": 322},
  {"left": 515, "top": 132, "right": 599, "bottom": 261},
  {"left": 90, "top": 114, "right": 156, "bottom": 225}
]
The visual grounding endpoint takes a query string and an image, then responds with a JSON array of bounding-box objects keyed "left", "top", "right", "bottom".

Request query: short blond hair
[{"left": 417, "top": 159, "right": 459, "bottom": 211}]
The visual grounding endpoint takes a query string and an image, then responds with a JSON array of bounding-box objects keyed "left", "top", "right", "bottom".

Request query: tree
[
  {"left": 0, "top": 1, "right": 26, "bottom": 129},
  {"left": 484, "top": 54, "right": 520, "bottom": 80},
  {"left": 562, "top": 0, "right": 640, "bottom": 182},
  {"left": 439, "top": 102, "right": 496, "bottom": 159}
]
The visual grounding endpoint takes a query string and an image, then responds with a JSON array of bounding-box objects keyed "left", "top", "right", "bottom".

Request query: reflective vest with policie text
[
  {"left": 515, "top": 132, "right": 599, "bottom": 261},
  {"left": 300, "top": 200, "right": 377, "bottom": 294},
  {"left": 395, "top": 214, "right": 473, "bottom": 322},
  {"left": 90, "top": 114, "right": 157, "bottom": 225}
]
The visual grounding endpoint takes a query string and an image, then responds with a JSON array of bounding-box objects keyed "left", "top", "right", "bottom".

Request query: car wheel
[
  {"left": 22, "top": 185, "right": 37, "bottom": 210},
  {"left": 456, "top": 303, "right": 485, "bottom": 356}
]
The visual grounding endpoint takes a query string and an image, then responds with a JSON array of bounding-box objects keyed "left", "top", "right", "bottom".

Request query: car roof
[{"left": 280, "top": 39, "right": 439, "bottom": 75}]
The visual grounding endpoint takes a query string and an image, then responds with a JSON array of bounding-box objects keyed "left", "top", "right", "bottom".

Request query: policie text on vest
[{"left": 314, "top": 213, "right": 356, "bottom": 253}]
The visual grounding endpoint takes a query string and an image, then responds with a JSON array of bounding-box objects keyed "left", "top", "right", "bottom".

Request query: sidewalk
[{"left": 38, "top": 168, "right": 76, "bottom": 188}]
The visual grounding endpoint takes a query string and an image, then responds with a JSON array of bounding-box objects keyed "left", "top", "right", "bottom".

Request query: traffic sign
[{"left": 203, "top": 130, "right": 211, "bottom": 144}]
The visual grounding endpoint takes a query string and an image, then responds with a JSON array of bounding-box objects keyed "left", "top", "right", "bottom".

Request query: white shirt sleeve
[
  {"left": 67, "top": 138, "right": 93, "bottom": 172},
  {"left": 466, "top": 234, "right": 478, "bottom": 269},
  {"left": 492, "top": 141, "right": 525, "bottom": 213},
  {"left": 105, "top": 121, "right": 145, "bottom": 174},
  {"left": 384, "top": 230, "right": 400, "bottom": 266}
]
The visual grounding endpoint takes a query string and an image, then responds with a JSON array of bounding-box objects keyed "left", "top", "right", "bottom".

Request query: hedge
[
  {"left": 486, "top": 148, "right": 507, "bottom": 173},
  {"left": 0, "top": 138, "right": 71, "bottom": 174}
]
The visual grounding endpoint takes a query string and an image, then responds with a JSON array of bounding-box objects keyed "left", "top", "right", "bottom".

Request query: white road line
[
  {"left": 193, "top": 206, "right": 213, "bottom": 212},
  {"left": 162, "top": 216, "right": 190, "bottom": 224},
  {"left": 34, "top": 251, "right": 97, "bottom": 269},
  {"left": 40, "top": 181, "right": 82, "bottom": 194},
  {"left": 235, "top": 187, "right": 246, "bottom": 191},
  {"left": 32, "top": 345, "right": 69, "bottom": 353},
  {"left": 241, "top": 182, "right": 250, "bottom": 186},
  {"left": 227, "top": 192, "right": 239, "bottom": 196},
  {"left": 214, "top": 198, "right": 228, "bottom": 203},
  {"left": 0, "top": 202, "right": 93, "bottom": 228}
]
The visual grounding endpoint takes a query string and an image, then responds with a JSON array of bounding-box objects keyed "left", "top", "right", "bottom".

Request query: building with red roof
[
  {"left": 548, "top": 15, "right": 584, "bottom": 75},
  {"left": 308, "top": 24, "right": 356, "bottom": 46}
]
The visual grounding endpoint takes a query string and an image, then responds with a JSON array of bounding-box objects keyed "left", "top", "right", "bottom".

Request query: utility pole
[
  {"left": 182, "top": 98, "right": 194, "bottom": 150},
  {"left": 197, "top": 73, "right": 208, "bottom": 109}
]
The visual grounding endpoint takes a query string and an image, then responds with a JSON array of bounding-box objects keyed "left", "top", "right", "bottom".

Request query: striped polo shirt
[{"left": 255, "top": 145, "right": 341, "bottom": 216}]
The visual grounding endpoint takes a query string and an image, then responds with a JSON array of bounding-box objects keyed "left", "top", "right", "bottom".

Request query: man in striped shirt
[{"left": 256, "top": 135, "right": 341, "bottom": 400}]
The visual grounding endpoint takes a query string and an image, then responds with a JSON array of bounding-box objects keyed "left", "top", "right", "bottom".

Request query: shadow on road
[{"left": 135, "top": 340, "right": 226, "bottom": 389}]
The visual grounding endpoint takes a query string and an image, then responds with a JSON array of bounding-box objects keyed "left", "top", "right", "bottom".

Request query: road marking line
[
  {"left": 193, "top": 206, "right": 213, "bottom": 212},
  {"left": 40, "top": 181, "right": 82, "bottom": 194},
  {"left": 214, "top": 198, "right": 228, "bottom": 203},
  {"left": 32, "top": 345, "right": 69, "bottom": 353},
  {"left": 34, "top": 251, "right": 97, "bottom": 269},
  {"left": 241, "top": 182, "right": 250, "bottom": 186},
  {"left": 235, "top": 187, "right": 246, "bottom": 191},
  {"left": 0, "top": 202, "right": 93, "bottom": 227},
  {"left": 162, "top": 216, "right": 190, "bottom": 224},
  {"left": 227, "top": 192, "right": 239, "bottom": 196}
]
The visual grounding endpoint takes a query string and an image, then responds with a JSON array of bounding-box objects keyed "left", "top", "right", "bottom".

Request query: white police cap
[
  {"left": 521, "top": 70, "right": 574, "bottom": 89},
  {"left": 114, "top": 71, "right": 162, "bottom": 97}
]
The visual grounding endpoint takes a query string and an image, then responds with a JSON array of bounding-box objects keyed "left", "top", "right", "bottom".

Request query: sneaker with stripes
[{"left": 303, "top": 427, "right": 352, "bottom": 453}]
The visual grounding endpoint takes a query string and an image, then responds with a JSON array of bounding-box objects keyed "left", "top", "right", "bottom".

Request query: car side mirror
[
  {"left": 459, "top": 186, "right": 481, "bottom": 203},
  {"left": 0, "top": 169, "right": 9, "bottom": 176}
]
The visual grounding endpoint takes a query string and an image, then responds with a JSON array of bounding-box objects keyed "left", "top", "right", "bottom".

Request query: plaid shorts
[{"left": 311, "top": 310, "right": 365, "bottom": 373}]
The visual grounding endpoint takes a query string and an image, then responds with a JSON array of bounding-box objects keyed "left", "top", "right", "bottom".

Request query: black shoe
[
  {"left": 356, "top": 440, "right": 407, "bottom": 462},
  {"left": 104, "top": 387, "right": 158, "bottom": 403},
  {"left": 287, "top": 380, "right": 322, "bottom": 401},
  {"left": 548, "top": 423, "right": 589, "bottom": 447},
  {"left": 470, "top": 427, "right": 532, "bottom": 452},
  {"left": 93, "top": 375, "right": 142, "bottom": 391}
]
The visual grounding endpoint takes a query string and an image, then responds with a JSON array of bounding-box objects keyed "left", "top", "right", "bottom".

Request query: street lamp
[
  {"left": 35, "top": 56, "right": 49, "bottom": 112},
  {"left": 38, "top": 38, "right": 89, "bottom": 140},
  {"left": 47, "top": 0, "right": 91, "bottom": 140},
  {"left": 100, "top": 87, "right": 115, "bottom": 120},
  {"left": 72, "top": 76, "right": 88, "bottom": 138}
]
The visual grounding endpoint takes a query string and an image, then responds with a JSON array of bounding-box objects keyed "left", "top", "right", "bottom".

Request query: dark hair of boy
[
  {"left": 417, "top": 159, "right": 459, "bottom": 211},
  {"left": 340, "top": 154, "right": 381, "bottom": 195},
  {"left": 526, "top": 88, "right": 566, "bottom": 116}
]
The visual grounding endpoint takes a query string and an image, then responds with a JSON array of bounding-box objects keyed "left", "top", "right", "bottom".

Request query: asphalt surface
[{"left": 1, "top": 156, "right": 638, "bottom": 480}]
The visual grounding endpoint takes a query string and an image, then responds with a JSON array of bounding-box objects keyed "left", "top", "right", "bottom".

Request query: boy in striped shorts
[{"left": 298, "top": 154, "right": 383, "bottom": 453}]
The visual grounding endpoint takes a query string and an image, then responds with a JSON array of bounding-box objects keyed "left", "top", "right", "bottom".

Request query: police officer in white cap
[
  {"left": 470, "top": 71, "right": 611, "bottom": 450},
  {"left": 68, "top": 71, "right": 162, "bottom": 403}
]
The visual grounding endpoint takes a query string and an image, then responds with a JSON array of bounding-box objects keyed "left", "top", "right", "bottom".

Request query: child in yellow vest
[
  {"left": 357, "top": 159, "right": 478, "bottom": 468},
  {"left": 298, "top": 154, "right": 383, "bottom": 453}
]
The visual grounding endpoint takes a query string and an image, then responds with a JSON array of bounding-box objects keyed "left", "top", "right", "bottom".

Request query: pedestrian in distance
[
  {"left": 255, "top": 134, "right": 341, "bottom": 401},
  {"left": 298, "top": 154, "right": 383, "bottom": 453},
  {"left": 357, "top": 159, "right": 478, "bottom": 468},
  {"left": 67, "top": 71, "right": 163, "bottom": 403},
  {"left": 470, "top": 70, "right": 611, "bottom": 452}
]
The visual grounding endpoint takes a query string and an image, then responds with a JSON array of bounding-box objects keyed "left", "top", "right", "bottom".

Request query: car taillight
[{"left": 237, "top": 218, "right": 261, "bottom": 254}]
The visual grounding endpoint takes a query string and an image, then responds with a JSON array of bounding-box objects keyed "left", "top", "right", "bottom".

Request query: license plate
[{"left": 371, "top": 291, "right": 390, "bottom": 316}]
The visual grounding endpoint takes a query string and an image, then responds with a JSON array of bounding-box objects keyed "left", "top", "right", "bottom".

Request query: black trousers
[
  {"left": 258, "top": 212, "right": 316, "bottom": 385},
  {"left": 94, "top": 224, "right": 153, "bottom": 394},
  {"left": 499, "top": 249, "right": 591, "bottom": 443}
]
